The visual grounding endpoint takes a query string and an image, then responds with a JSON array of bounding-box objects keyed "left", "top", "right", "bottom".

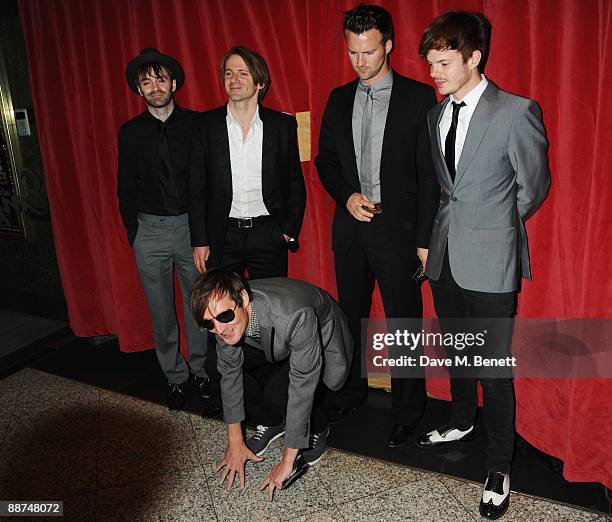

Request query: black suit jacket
[
  {"left": 315, "top": 72, "right": 439, "bottom": 254},
  {"left": 188, "top": 105, "right": 306, "bottom": 259}
]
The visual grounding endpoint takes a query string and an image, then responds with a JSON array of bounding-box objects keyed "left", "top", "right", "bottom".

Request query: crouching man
[{"left": 189, "top": 268, "right": 353, "bottom": 500}]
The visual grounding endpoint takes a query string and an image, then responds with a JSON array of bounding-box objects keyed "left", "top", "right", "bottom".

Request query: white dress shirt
[
  {"left": 227, "top": 105, "right": 269, "bottom": 218},
  {"left": 439, "top": 75, "right": 489, "bottom": 169}
]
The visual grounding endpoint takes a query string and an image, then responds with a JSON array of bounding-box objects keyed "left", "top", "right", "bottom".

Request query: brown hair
[
  {"left": 220, "top": 46, "right": 271, "bottom": 101},
  {"left": 419, "top": 11, "right": 492, "bottom": 73},
  {"left": 135, "top": 63, "right": 173, "bottom": 87},
  {"left": 189, "top": 268, "right": 252, "bottom": 329}
]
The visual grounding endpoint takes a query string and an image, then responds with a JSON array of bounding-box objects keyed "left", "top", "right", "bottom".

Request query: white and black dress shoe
[
  {"left": 479, "top": 471, "right": 510, "bottom": 520},
  {"left": 415, "top": 424, "right": 474, "bottom": 449}
]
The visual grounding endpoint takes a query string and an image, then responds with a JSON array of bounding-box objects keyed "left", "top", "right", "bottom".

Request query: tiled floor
[{"left": 1, "top": 368, "right": 608, "bottom": 521}]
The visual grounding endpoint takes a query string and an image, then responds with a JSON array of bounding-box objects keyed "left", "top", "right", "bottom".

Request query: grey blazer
[
  {"left": 216, "top": 278, "right": 353, "bottom": 448},
  {"left": 425, "top": 82, "right": 551, "bottom": 292}
]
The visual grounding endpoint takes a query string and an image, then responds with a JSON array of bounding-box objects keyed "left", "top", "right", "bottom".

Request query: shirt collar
[
  {"left": 450, "top": 74, "right": 488, "bottom": 108},
  {"left": 143, "top": 103, "right": 180, "bottom": 125},
  {"left": 226, "top": 104, "right": 262, "bottom": 130},
  {"left": 358, "top": 68, "right": 393, "bottom": 94}
]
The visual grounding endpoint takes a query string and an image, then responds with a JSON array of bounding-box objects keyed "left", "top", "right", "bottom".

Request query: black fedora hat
[{"left": 125, "top": 47, "right": 185, "bottom": 94}]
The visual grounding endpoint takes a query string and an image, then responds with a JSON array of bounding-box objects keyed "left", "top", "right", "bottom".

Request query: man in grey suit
[
  {"left": 416, "top": 11, "right": 550, "bottom": 520},
  {"left": 189, "top": 268, "right": 352, "bottom": 500}
]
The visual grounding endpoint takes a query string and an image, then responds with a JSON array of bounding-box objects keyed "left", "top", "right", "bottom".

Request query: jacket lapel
[
  {"left": 380, "top": 76, "right": 404, "bottom": 167},
  {"left": 343, "top": 81, "right": 360, "bottom": 187},
  {"left": 454, "top": 82, "right": 499, "bottom": 187},
  {"left": 213, "top": 108, "right": 232, "bottom": 203},
  {"left": 430, "top": 98, "right": 453, "bottom": 190},
  {"left": 260, "top": 108, "right": 278, "bottom": 200}
]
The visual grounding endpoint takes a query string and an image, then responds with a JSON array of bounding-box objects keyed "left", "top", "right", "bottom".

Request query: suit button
[{"left": 451, "top": 197, "right": 457, "bottom": 201}]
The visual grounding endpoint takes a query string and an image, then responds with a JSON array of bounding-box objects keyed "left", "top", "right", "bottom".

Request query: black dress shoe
[
  {"left": 479, "top": 471, "right": 510, "bottom": 519},
  {"left": 415, "top": 423, "right": 475, "bottom": 449},
  {"left": 388, "top": 423, "right": 417, "bottom": 448},
  {"left": 327, "top": 405, "right": 358, "bottom": 424},
  {"left": 194, "top": 375, "right": 211, "bottom": 399},
  {"left": 167, "top": 381, "right": 188, "bottom": 411}
]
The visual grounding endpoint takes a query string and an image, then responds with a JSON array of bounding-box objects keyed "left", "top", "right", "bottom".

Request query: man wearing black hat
[{"left": 117, "top": 48, "right": 212, "bottom": 412}]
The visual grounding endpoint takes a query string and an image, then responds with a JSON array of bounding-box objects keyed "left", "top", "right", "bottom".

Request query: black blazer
[
  {"left": 188, "top": 105, "right": 306, "bottom": 259},
  {"left": 315, "top": 72, "right": 439, "bottom": 254}
]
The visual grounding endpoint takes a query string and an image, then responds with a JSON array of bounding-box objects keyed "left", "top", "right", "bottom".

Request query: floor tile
[
  {"left": 6, "top": 370, "right": 99, "bottom": 445},
  {"left": 97, "top": 413, "right": 201, "bottom": 489},
  {"left": 0, "top": 434, "right": 97, "bottom": 499},
  {"left": 98, "top": 389, "right": 190, "bottom": 434},
  {"left": 61, "top": 491, "right": 97, "bottom": 521},
  {"left": 190, "top": 415, "right": 230, "bottom": 466},
  {"left": 438, "top": 475, "right": 601, "bottom": 521},
  {"left": 97, "top": 468, "right": 215, "bottom": 522},
  {"left": 315, "top": 448, "right": 427, "bottom": 504},
  {"left": 0, "top": 370, "right": 24, "bottom": 430},
  {"left": 336, "top": 475, "right": 473, "bottom": 521},
  {"left": 207, "top": 446, "right": 335, "bottom": 521},
  {"left": 285, "top": 506, "right": 345, "bottom": 521}
]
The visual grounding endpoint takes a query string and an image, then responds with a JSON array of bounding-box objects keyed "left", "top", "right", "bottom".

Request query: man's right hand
[
  {"left": 346, "top": 192, "right": 375, "bottom": 222},
  {"left": 214, "top": 439, "right": 263, "bottom": 491},
  {"left": 193, "top": 246, "right": 210, "bottom": 273}
]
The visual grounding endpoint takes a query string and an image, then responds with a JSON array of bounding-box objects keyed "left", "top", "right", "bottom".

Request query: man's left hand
[{"left": 258, "top": 459, "right": 295, "bottom": 501}]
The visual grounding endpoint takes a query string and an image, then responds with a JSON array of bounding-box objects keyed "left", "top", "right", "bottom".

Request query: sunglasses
[{"left": 201, "top": 303, "right": 238, "bottom": 331}]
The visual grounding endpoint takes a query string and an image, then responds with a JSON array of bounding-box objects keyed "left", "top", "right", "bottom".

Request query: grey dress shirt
[{"left": 352, "top": 68, "right": 394, "bottom": 203}]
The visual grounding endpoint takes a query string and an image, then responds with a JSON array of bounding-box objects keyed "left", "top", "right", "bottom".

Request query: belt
[
  {"left": 371, "top": 203, "right": 383, "bottom": 214},
  {"left": 228, "top": 216, "right": 274, "bottom": 229}
]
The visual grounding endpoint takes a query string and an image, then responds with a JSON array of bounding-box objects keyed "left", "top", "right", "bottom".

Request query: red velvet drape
[{"left": 19, "top": 0, "right": 611, "bottom": 488}]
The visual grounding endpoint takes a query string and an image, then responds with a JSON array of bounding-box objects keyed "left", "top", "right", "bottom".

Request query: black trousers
[
  {"left": 429, "top": 248, "right": 516, "bottom": 473},
  {"left": 206, "top": 343, "right": 328, "bottom": 435},
  {"left": 205, "top": 218, "right": 289, "bottom": 407},
  {"left": 333, "top": 213, "right": 426, "bottom": 426},
  {"left": 210, "top": 218, "right": 288, "bottom": 279}
]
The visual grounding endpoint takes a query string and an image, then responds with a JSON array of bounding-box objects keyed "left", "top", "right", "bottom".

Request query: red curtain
[{"left": 19, "top": 0, "right": 612, "bottom": 488}]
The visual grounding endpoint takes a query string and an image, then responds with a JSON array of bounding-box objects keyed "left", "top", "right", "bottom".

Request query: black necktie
[
  {"left": 157, "top": 121, "right": 179, "bottom": 199},
  {"left": 444, "top": 101, "right": 465, "bottom": 182}
]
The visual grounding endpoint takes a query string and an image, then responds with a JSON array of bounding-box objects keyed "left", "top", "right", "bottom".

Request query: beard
[{"left": 143, "top": 90, "right": 173, "bottom": 108}]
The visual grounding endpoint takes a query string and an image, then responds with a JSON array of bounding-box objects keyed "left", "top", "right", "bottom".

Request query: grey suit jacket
[
  {"left": 216, "top": 278, "right": 353, "bottom": 448},
  {"left": 425, "top": 82, "right": 551, "bottom": 292}
]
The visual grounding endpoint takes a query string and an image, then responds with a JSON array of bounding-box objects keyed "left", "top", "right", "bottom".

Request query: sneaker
[
  {"left": 167, "top": 381, "right": 188, "bottom": 411},
  {"left": 194, "top": 375, "right": 211, "bottom": 399},
  {"left": 302, "top": 426, "right": 330, "bottom": 465},
  {"left": 246, "top": 423, "right": 285, "bottom": 456}
]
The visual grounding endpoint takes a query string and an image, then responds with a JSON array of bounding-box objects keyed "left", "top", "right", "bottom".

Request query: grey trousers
[{"left": 133, "top": 212, "right": 207, "bottom": 384}]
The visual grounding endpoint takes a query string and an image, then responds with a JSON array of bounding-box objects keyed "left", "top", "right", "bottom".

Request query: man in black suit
[
  {"left": 188, "top": 46, "right": 306, "bottom": 279},
  {"left": 315, "top": 4, "right": 439, "bottom": 447},
  {"left": 188, "top": 46, "right": 307, "bottom": 419},
  {"left": 117, "top": 48, "right": 209, "bottom": 412}
]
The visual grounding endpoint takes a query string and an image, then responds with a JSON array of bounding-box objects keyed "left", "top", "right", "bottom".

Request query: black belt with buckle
[{"left": 228, "top": 215, "right": 273, "bottom": 229}]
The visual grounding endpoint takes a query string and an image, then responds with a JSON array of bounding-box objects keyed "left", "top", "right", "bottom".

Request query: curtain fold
[{"left": 19, "top": 0, "right": 611, "bottom": 488}]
